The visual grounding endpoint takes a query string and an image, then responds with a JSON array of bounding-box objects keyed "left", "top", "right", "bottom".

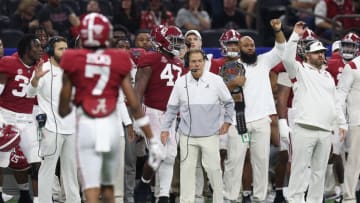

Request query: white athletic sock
[{"left": 141, "top": 176, "right": 151, "bottom": 184}]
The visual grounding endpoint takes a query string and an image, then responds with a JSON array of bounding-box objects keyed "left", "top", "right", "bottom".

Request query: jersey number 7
[{"left": 85, "top": 64, "right": 110, "bottom": 95}]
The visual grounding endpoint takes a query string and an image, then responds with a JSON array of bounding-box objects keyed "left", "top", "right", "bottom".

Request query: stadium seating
[{"left": 0, "top": 29, "right": 24, "bottom": 48}]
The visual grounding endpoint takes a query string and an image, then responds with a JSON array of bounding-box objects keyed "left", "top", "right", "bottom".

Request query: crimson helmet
[
  {"left": 219, "top": 29, "right": 241, "bottom": 58},
  {"left": 0, "top": 124, "right": 20, "bottom": 152},
  {"left": 150, "top": 25, "right": 184, "bottom": 56},
  {"left": 340, "top": 32, "right": 360, "bottom": 61},
  {"left": 9, "top": 146, "right": 30, "bottom": 171},
  {"left": 297, "top": 29, "right": 318, "bottom": 58},
  {"left": 79, "top": 13, "right": 113, "bottom": 47}
]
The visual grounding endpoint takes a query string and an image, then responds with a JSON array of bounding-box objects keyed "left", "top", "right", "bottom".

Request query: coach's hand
[
  {"left": 31, "top": 59, "right": 48, "bottom": 88},
  {"left": 126, "top": 125, "right": 135, "bottom": 143},
  {"left": 160, "top": 131, "right": 169, "bottom": 145},
  {"left": 220, "top": 122, "right": 231, "bottom": 135},
  {"left": 339, "top": 128, "right": 347, "bottom": 141}
]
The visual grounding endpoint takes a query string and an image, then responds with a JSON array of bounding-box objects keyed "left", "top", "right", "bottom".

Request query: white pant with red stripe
[{"left": 0, "top": 107, "right": 40, "bottom": 167}]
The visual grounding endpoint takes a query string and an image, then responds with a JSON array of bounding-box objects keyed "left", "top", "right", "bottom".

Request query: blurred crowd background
[{"left": 0, "top": 0, "right": 360, "bottom": 49}]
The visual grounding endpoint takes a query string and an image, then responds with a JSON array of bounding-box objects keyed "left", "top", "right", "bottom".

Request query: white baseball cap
[
  {"left": 306, "top": 41, "right": 327, "bottom": 53},
  {"left": 185, "top": 30, "right": 202, "bottom": 40},
  {"left": 331, "top": 40, "right": 341, "bottom": 52}
]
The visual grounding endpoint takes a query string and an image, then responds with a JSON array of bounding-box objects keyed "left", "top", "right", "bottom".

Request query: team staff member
[
  {"left": 161, "top": 49, "right": 234, "bottom": 203},
  {"left": 337, "top": 51, "right": 360, "bottom": 203},
  {"left": 225, "top": 18, "right": 285, "bottom": 203},
  {"left": 283, "top": 22, "right": 347, "bottom": 203},
  {"left": 27, "top": 36, "right": 81, "bottom": 203}
]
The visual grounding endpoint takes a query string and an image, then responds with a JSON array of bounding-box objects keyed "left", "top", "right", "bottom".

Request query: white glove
[
  {"left": 148, "top": 137, "right": 166, "bottom": 170},
  {"left": 132, "top": 123, "right": 145, "bottom": 138},
  {"left": 278, "top": 118, "right": 290, "bottom": 144}
]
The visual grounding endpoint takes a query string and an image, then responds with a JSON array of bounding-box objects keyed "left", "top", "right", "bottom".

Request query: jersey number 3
[
  {"left": 160, "top": 64, "right": 182, "bottom": 86},
  {"left": 85, "top": 64, "right": 110, "bottom": 95}
]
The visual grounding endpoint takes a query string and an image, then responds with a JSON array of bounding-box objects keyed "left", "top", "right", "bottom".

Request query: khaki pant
[
  {"left": 224, "top": 117, "right": 272, "bottom": 202},
  {"left": 287, "top": 124, "right": 331, "bottom": 203},
  {"left": 179, "top": 133, "right": 223, "bottom": 203}
]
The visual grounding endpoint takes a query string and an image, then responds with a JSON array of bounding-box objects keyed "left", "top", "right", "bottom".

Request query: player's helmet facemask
[{"left": 340, "top": 32, "right": 360, "bottom": 61}]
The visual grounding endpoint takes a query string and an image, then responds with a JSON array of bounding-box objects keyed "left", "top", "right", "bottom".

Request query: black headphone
[
  {"left": 45, "top": 36, "right": 66, "bottom": 56},
  {"left": 184, "top": 49, "right": 207, "bottom": 68}
]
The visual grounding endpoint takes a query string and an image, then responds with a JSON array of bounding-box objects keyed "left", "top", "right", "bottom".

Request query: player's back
[
  {"left": 137, "top": 51, "right": 185, "bottom": 111},
  {"left": 327, "top": 58, "right": 345, "bottom": 85},
  {"left": 60, "top": 48, "right": 132, "bottom": 117},
  {"left": 0, "top": 55, "right": 37, "bottom": 114}
]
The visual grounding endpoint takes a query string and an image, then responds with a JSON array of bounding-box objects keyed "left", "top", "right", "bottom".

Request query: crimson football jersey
[
  {"left": 0, "top": 55, "right": 37, "bottom": 114},
  {"left": 10, "top": 52, "right": 48, "bottom": 106},
  {"left": 327, "top": 58, "right": 346, "bottom": 85},
  {"left": 137, "top": 51, "right": 185, "bottom": 111},
  {"left": 209, "top": 58, "right": 226, "bottom": 74},
  {"left": 60, "top": 49, "right": 132, "bottom": 117},
  {"left": 130, "top": 48, "right": 146, "bottom": 65}
]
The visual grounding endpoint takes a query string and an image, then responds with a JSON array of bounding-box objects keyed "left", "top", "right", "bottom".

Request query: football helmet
[
  {"left": 9, "top": 146, "right": 30, "bottom": 171},
  {"left": 219, "top": 29, "right": 241, "bottom": 58},
  {"left": 297, "top": 29, "right": 318, "bottom": 58},
  {"left": 0, "top": 124, "right": 20, "bottom": 152},
  {"left": 79, "top": 13, "right": 113, "bottom": 47},
  {"left": 340, "top": 32, "right": 360, "bottom": 61},
  {"left": 150, "top": 25, "right": 184, "bottom": 56}
]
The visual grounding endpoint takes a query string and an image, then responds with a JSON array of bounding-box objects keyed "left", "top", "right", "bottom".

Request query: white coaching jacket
[
  {"left": 161, "top": 71, "right": 234, "bottom": 137},
  {"left": 27, "top": 61, "right": 75, "bottom": 134},
  {"left": 282, "top": 32, "right": 347, "bottom": 131}
]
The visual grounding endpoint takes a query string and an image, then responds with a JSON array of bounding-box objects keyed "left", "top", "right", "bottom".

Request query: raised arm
[
  {"left": 282, "top": 22, "right": 306, "bottom": 79},
  {"left": 261, "top": 19, "right": 286, "bottom": 69}
]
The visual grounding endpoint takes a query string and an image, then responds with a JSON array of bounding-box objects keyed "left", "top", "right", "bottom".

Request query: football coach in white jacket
[
  {"left": 27, "top": 36, "right": 80, "bottom": 203},
  {"left": 282, "top": 22, "right": 347, "bottom": 203},
  {"left": 160, "top": 49, "right": 234, "bottom": 203}
]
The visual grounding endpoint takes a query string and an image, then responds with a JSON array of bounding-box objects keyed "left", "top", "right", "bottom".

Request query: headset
[
  {"left": 180, "top": 49, "right": 207, "bottom": 162},
  {"left": 183, "top": 49, "right": 207, "bottom": 68},
  {"left": 38, "top": 36, "right": 67, "bottom": 159},
  {"left": 45, "top": 36, "right": 66, "bottom": 56}
]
